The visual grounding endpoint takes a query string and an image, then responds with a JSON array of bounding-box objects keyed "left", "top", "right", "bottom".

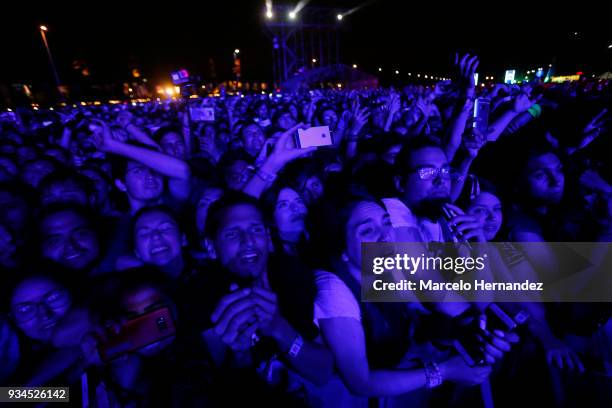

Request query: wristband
[
  {"left": 254, "top": 167, "right": 277, "bottom": 184},
  {"left": 287, "top": 334, "right": 304, "bottom": 358},
  {"left": 424, "top": 361, "right": 443, "bottom": 388},
  {"left": 527, "top": 103, "right": 542, "bottom": 118}
]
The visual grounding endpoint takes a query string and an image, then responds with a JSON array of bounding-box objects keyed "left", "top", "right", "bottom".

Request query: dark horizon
[{"left": 2, "top": 1, "right": 611, "bottom": 87}]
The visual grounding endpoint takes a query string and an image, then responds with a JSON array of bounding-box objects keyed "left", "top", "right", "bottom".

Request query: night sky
[{"left": 2, "top": 0, "right": 610, "bottom": 87}]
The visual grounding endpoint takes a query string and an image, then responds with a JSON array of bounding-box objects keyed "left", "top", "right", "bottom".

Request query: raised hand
[
  {"left": 582, "top": 108, "right": 608, "bottom": 140},
  {"left": 512, "top": 92, "right": 542, "bottom": 113},
  {"left": 88, "top": 119, "right": 115, "bottom": 152},
  {"left": 265, "top": 123, "right": 317, "bottom": 172},
  {"left": 454, "top": 53, "right": 480, "bottom": 97},
  {"left": 348, "top": 100, "right": 371, "bottom": 137}
]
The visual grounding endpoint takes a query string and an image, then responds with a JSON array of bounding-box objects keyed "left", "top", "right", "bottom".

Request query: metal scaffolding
[{"left": 263, "top": 6, "right": 342, "bottom": 87}]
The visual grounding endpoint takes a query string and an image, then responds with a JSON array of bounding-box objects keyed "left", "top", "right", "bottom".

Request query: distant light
[
  {"left": 337, "top": 83, "right": 342, "bottom": 88},
  {"left": 490, "top": 76, "right": 494, "bottom": 80},
  {"left": 7, "top": 108, "right": 12, "bottom": 112},
  {"left": 49, "top": 107, "right": 53, "bottom": 111},
  {"left": 378, "top": 67, "right": 382, "bottom": 72},
  {"left": 201, "top": 85, "right": 206, "bottom": 89},
  {"left": 289, "top": 11, "right": 296, "bottom": 19},
  {"left": 408, "top": 72, "right": 411, "bottom": 76},
  {"left": 312, "top": 58, "right": 317, "bottom": 63},
  {"left": 417, "top": 74, "right": 420, "bottom": 78},
  {"left": 128, "top": 88, "right": 133, "bottom": 92},
  {"left": 352, "top": 64, "right": 357, "bottom": 68},
  {"left": 395, "top": 70, "right": 399, "bottom": 75},
  {"left": 549, "top": 64, "right": 552, "bottom": 67},
  {"left": 337, "top": 14, "right": 343, "bottom": 21},
  {"left": 608, "top": 44, "right": 612, "bottom": 49},
  {"left": 40, "top": 25, "right": 48, "bottom": 32},
  {"left": 266, "top": 10, "right": 273, "bottom": 19},
  {"left": 424, "top": 75, "right": 428, "bottom": 79},
  {"left": 234, "top": 49, "right": 240, "bottom": 54}
]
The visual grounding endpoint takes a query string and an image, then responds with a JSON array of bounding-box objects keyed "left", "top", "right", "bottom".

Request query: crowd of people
[{"left": 0, "top": 53, "right": 611, "bottom": 407}]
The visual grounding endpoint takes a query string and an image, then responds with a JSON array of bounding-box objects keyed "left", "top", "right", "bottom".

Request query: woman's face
[
  {"left": 467, "top": 192, "right": 503, "bottom": 241},
  {"left": 196, "top": 187, "right": 224, "bottom": 233},
  {"left": 11, "top": 277, "right": 72, "bottom": 342},
  {"left": 134, "top": 211, "right": 183, "bottom": 267},
  {"left": 274, "top": 188, "right": 307, "bottom": 239},
  {"left": 345, "top": 201, "right": 394, "bottom": 269}
]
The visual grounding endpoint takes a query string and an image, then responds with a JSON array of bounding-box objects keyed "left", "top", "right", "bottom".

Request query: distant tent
[
  {"left": 282, "top": 64, "right": 378, "bottom": 91},
  {"left": 599, "top": 72, "right": 612, "bottom": 80}
]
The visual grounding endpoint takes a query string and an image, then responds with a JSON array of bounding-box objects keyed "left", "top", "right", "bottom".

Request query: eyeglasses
[
  {"left": 411, "top": 165, "right": 453, "bottom": 181},
  {"left": 11, "top": 289, "right": 70, "bottom": 323}
]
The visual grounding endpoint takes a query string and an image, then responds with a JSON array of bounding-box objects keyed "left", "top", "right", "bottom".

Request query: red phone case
[{"left": 98, "top": 307, "right": 176, "bottom": 362}]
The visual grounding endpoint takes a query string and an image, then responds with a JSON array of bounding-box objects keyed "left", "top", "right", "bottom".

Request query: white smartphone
[
  {"left": 295, "top": 126, "right": 333, "bottom": 149},
  {"left": 190, "top": 107, "right": 215, "bottom": 122}
]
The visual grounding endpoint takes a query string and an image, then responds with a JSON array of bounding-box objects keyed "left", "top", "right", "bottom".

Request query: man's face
[
  {"left": 41, "top": 181, "right": 89, "bottom": 207},
  {"left": 11, "top": 277, "right": 72, "bottom": 342},
  {"left": 41, "top": 211, "right": 99, "bottom": 271},
  {"left": 122, "top": 161, "right": 164, "bottom": 202},
  {"left": 524, "top": 153, "right": 564, "bottom": 205},
  {"left": 397, "top": 147, "right": 451, "bottom": 215},
  {"left": 278, "top": 113, "right": 297, "bottom": 130},
  {"left": 224, "top": 160, "right": 253, "bottom": 191},
  {"left": 134, "top": 211, "right": 182, "bottom": 267},
  {"left": 213, "top": 204, "right": 270, "bottom": 279},
  {"left": 242, "top": 124, "right": 265, "bottom": 157},
  {"left": 21, "top": 160, "right": 56, "bottom": 188},
  {"left": 322, "top": 109, "right": 338, "bottom": 129},
  {"left": 160, "top": 132, "right": 187, "bottom": 160}
]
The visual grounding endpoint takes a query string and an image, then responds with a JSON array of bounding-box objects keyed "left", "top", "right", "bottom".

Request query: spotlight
[
  {"left": 289, "top": 11, "right": 296, "bottom": 19},
  {"left": 266, "top": 10, "right": 273, "bottom": 19},
  {"left": 378, "top": 67, "right": 382, "bottom": 72},
  {"left": 352, "top": 64, "right": 357, "bottom": 68},
  {"left": 40, "top": 25, "right": 48, "bottom": 31},
  {"left": 337, "top": 14, "right": 343, "bottom": 21}
]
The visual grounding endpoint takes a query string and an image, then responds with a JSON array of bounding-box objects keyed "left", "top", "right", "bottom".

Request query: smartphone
[
  {"left": 98, "top": 307, "right": 176, "bottom": 363},
  {"left": 295, "top": 126, "right": 333, "bottom": 149},
  {"left": 454, "top": 304, "right": 527, "bottom": 366},
  {"left": 441, "top": 206, "right": 472, "bottom": 250},
  {"left": 472, "top": 97, "right": 490, "bottom": 138},
  {"left": 190, "top": 107, "right": 215, "bottom": 122}
]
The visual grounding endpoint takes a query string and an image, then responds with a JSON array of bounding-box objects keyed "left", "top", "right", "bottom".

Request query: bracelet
[
  {"left": 287, "top": 334, "right": 304, "bottom": 358},
  {"left": 424, "top": 361, "right": 443, "bottom": 388},
  {"left": 255, "top": 167, "right": 277, "bottom": 184}
]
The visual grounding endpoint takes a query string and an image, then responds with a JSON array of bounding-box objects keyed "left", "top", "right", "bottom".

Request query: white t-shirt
[{"left": 313, "top": 270, "right": 361, "bottom": 327}]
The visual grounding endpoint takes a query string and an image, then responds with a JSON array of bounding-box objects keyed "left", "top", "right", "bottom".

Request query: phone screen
[{"left": 295, "top": 126, "right": 333, "bottom": 149}]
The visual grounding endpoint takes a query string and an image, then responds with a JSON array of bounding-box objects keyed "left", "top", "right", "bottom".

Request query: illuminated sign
[
  {"left": 551, "top": 75, "right": 580, "bottom": 83},
  {"left": 504, "top": 70, "right": 516, "bottom": 84}
]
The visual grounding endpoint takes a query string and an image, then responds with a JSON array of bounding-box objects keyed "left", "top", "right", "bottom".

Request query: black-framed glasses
[
  {"left": 411, "top": 165, "right": 453, "bottom": 181},
  {"left": 11, "top": 289, "right": 70, "bottom": 323}
]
